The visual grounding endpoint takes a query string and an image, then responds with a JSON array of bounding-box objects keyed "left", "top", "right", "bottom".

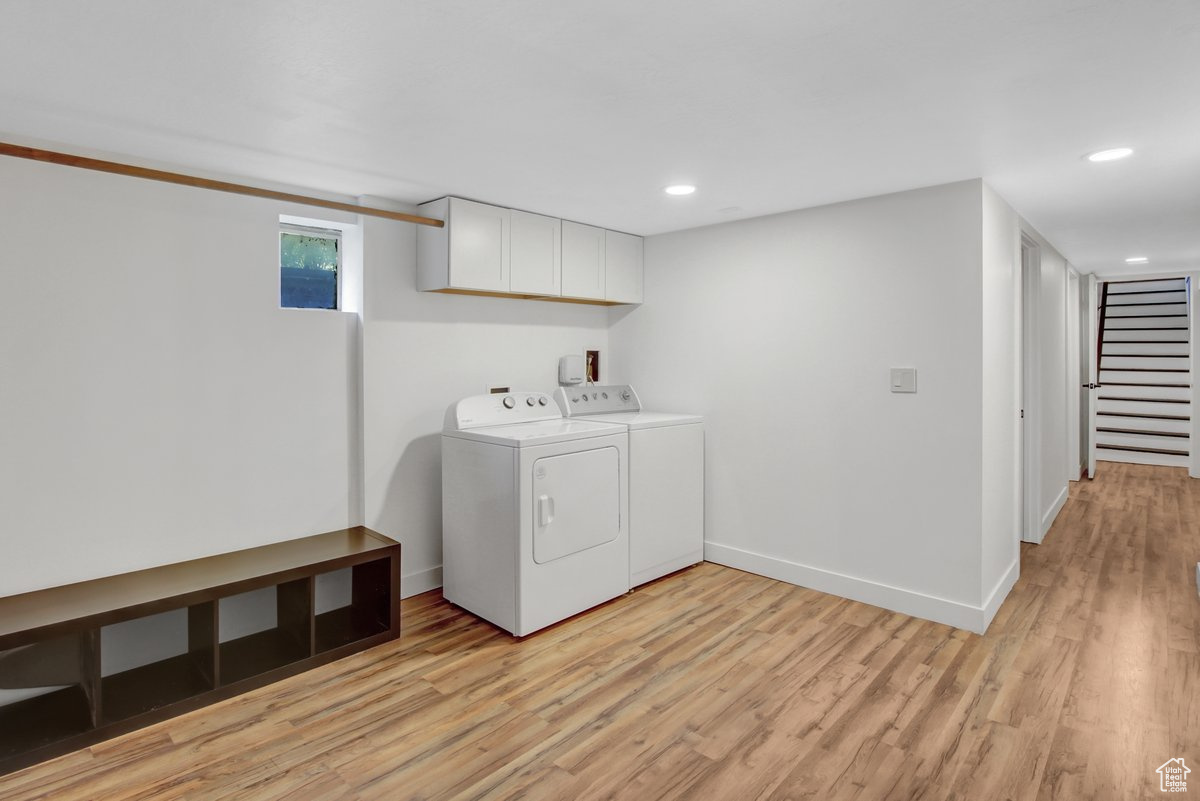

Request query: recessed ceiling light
[
  {"left": 1124, "top": 256, "right": 1149, "bottom": 264},
  {"left": 664, "top": 185, "right": 696, "bottom": 196},
  {"left": 1086, "top": 147, "right": 1133, "bottom": 162}
]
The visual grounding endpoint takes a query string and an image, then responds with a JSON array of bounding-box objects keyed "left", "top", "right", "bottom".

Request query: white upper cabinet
[
  {"left": 417, "top": 197, "right": 510, "bottom": 293},
  {"left": 604, "top": 230, "right": 643, "bottom": 304},
  {"left": 561, "top": 221, "right": 606, "bottom": 300},
  {"left": 417, "top": 197, "right": 641, "bottom": 305},
  {"left": 509, "top": 209, "right": 561, "bottom": 296},
  {"left": 447, "top": 198, "right": 510, "bottom": 292}
]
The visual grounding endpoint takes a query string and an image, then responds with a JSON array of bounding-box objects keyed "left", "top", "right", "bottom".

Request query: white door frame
[
  {"left": 1066, "top": 267, "right": 1082, "bottom": 482},
  {"left": 1093, "top": 269, "right": 1200, "bottom": 478},
  {"left": 1020, "top": 235, "right": 1042, "bottom": 543},
  {"left": 1085, "top": 273, "right": 1099, "bottom": 479}
]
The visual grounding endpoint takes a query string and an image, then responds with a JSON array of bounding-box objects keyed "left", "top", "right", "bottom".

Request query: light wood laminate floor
[{"left": 2, "top": 461, "right": 1198, "bottom": 800}]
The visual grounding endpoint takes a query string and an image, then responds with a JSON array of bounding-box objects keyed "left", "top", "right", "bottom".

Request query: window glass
[{"left": 280, "top": 228, "right": 339, "bottom": 309}]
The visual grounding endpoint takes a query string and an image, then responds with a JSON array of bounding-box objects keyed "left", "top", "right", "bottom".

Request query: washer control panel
[
  {"left": 445, "top": 392, "right": 558, "bottom": 430},
  {"left": 553, "top": 384, "right": 642, "bottom": 416}
]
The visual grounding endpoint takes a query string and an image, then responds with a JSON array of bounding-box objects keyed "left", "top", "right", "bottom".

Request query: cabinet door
[
  {"left": 604, "top": 230, "right": 643, "bottom": 304},
  {"left": 509, "top": 210, "right": 561, "bottom": 296},
  {"left": 560, "top": 221, "right": 606, "bottom": 300},
  {"left": 448, "top": 198, "right": 510, "bottom": 292}
]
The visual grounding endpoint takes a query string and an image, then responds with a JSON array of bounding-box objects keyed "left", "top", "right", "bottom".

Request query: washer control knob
[
  {"left": 580, "top": 395, "right": 588, "bottom": 402},
  {"left": 502, "top": 396, "right": 515, "bottom": 409},
  {"left": 620, "top": 389, "right": 631, "bottom": 402},
  {"left": 538, "top": 397, "right": 548, "bottom": 406},
  {"left": 602, "top": 392, "right": 609, "bottom": 399},
  {"left": 526, "top": 397, "right": 536, "bottom": 406}
]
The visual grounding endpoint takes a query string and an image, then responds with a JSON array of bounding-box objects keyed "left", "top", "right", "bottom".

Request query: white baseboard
[
  {"left": 982, "top": 559, "right": 1019, "bottom": 630},
  {"left": 402, "top": 564, "right": 443, "bottom": 598},
  {"left": 1039, "top": 484, "right": 1069, "bottom": 542},
  {"left": 704, "top": 541, "right": 1004, "bottom": 634}
]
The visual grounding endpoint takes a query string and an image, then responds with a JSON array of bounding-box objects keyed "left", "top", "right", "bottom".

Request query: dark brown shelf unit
[{"left": 0, "top": 527, "right": 400, "bottom": 776}]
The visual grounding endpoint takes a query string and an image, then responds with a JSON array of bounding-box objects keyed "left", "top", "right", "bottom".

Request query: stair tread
[
  {"left": 1100, "top": 367, "right": 1189, "bottom": 372},
  {"left": 1096, "top": 443, "right": 1190, "bottom": 456},
  {"left": 1106, "top": 278, "right": 1188, "bottom": 285},
  {"left": 1101, "top": 381, "right": 1191, "bottom": 387},
  {"left": 1098, "top": 354, "right": 1190, "bottom": 358},
  {"left": 1103, "top": 340, "right": 1189, "bottom": 344},
  {"left": 1097, "top": 426, "right": 1190, "bottom": 438},
  {"left": 1105, "top": 314, "right": 1190, "bottom": 319},
  {"left": 1105, "top": 301, "right": 1189, "bottom": 307},
  {"left": 1101, "top": 326, "right": 1189, "bottom": 331},
  {"left": 1099, "top": 396, "right": 1190, "bottom": 403},
  {"left": 1097, "top": 411, "right": 1191, "bottom": 421},
  {"left": 1106, "top": 289, "right": 1188, "bottom": 296}
]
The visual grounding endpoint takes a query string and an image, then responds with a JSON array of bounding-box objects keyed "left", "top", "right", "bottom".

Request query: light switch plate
[{"left": 890, "top": 368, "right": 917, "bottom": 393}]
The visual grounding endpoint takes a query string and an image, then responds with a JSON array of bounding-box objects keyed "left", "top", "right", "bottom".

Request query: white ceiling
[{"left": 2, "top": 0, "right": 1198, "bottom": 275}]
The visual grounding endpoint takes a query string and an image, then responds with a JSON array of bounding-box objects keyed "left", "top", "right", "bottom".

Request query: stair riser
[
  {"left": 1100, "top": 370, "right": 1190, "bottom": 387},
  {"left": 1096, "top": 416, "right": 1191, "bottom": 434},
  {"left": 1097, "top": 449, "right": 1190, "bottom": 468},
  {"left": 1106, "top": 290, "right": 1188, "bottom": 306},
  {"left": 1103, "top": 342, "right": 1190, "bottom": 356},
  {"left": 1097, "top": 399, "right": 1190, "bottom": 417},
  {"left": 1102, "top": 329, "right": 1190, "bottom": 342},
  {"left": 1097, "top": 384, "right": 1191, "bottom": 401},
  {"left": 1107, "top": 279, "right": 1187, "bottom": 292},
  {"left": 1096, "top": 431, "right": 1189, "bottom": 452},
  {"left": 1106, "top": 317, "right": 1189, "bottom": 330},
  {"left": 1104, "top": 303, "right": 1189, "bottom": 318},
  {"left": 1101, "top": 356, "right": 1189, "bottom": 370}
]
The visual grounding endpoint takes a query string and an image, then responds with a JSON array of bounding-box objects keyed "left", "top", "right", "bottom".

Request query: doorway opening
[{"left": 1092, "top": 276, "right": 1192, "bottom": 469}]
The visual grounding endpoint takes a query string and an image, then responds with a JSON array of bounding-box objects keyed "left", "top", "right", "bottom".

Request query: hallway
[
  {"left": 1013, "top": 461, "right": 1199, "bottom": 798},
  {"left": 1, "top": 464, "right": 1198, "bottom": 800}
]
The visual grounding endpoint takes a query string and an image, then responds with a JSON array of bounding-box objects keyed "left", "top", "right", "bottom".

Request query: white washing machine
[
  {"left": 554, "top": 385, "right": 704, "bottom": 587},
  {"left": 442, "top": 391, "right": 630, "bottom": 636}
]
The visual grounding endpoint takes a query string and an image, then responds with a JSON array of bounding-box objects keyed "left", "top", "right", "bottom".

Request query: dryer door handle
[{"left": 538, "top": 495, "right": 555, "bottom": 527}]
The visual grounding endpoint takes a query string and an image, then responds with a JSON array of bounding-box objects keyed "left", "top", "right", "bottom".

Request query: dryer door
[{"left": 532, "top": 447, "right": 620, "bottom": 564}]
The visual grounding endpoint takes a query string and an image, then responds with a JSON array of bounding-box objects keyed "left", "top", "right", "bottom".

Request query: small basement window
[{"left": 280, "top": 223, "right": 341, "bottom": 310}]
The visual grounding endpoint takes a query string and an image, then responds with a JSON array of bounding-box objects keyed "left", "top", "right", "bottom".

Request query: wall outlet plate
[{"left": 890, "top": 367, "right": 918, "bottom": 393}]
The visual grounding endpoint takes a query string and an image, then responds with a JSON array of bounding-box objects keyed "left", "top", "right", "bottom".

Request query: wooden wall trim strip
[{"left": 0, "top": 142, "right": 444, "bottom": 228}]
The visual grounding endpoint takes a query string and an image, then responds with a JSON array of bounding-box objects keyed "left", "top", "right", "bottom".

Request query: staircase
[{"left": 1096, "top": 277, "right": 1191, "bottom": 467}]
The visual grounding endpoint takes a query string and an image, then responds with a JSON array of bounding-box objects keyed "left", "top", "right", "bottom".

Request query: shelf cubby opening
[
  {"left": 99, "top": 603, "right": 217, "bottom": 725},
  {"left": 315, "top": 559, "right": 392, "bottom": 653},
  {"left": 0, "top": 632, "right": 98, "bottom": 761},
  {"left": 218, "top": 578, "right": 313, "bottom": 686}
]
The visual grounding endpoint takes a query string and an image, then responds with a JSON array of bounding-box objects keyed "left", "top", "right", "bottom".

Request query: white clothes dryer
[
  {"left": 554, "top": 385, "right": 704, "bottom": 587},
  {"left": 442, "top": 391, "right": 629, "bottom": 636}
]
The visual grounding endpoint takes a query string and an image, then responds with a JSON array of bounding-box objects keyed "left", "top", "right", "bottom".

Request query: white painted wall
[
  {"left": 1022, "top": 222, "right": 1072, "bottom": 539},
  {"left": 359, "top": 205, "right": 610, "bottom": 596},
  {"left": 980, "top": 185, "right": 1021, "bottom": 625},
  {"left": 608, "top": 180, "right": 1014, "bottom": 631},
  {"left": 0, "top": 157, "right": 359, "bottom": 597}
]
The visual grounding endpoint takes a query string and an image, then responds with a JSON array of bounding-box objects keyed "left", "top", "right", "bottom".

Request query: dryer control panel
[
  {"left": 554, "top": 384, "right": 642, "bottom": 416},
  {"left": 446, "top": 391, "right": 558, "bottom": 430}
]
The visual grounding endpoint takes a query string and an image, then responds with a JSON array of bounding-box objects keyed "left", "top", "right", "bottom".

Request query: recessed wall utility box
[
  {"left": 890, "top": 368, "right": 917, "bottom": 393},
  {"left": 585, "top": 350, "right": 601, "bottom": 383}
]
